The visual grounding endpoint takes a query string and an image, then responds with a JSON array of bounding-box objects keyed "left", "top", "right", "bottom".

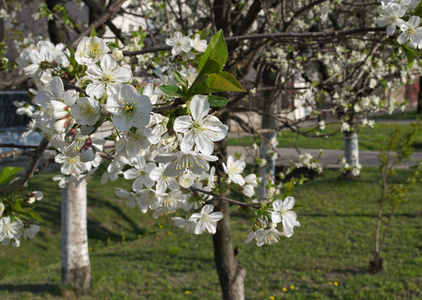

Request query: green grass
[
  {"left": 374, "top": 111, "right": 421, "bottom": 120},
  {"left": 227, "top": 122, "right": 422, "bottom": 151},
  {"left": 1, "top": 168, "right": 422, "bottom": 299}
]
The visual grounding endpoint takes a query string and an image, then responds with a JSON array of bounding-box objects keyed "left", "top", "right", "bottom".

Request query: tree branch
[
  {"left": 0, "top": 149, "right": 32, "bottom": 159},
  {"left": 0, "top": 138, "right": 49, "bottom": 196},
  {"left": 70, "top": 0, "right": 127, "bottom": 49},
  {"left": 123, "top": 27, "right": 386, "bottom": 56},
  {"left": 0, "top": 143, "right": 41, "bottom": 150},
  {"left": 0, "top": 75, "right": 29, "bottom": 91},
  {"left": 190, "top": 186, "right": 260, "bottom": 209},
  {"left": 81, "top": 0, "right": 128, "bottom": 44},
  {"left": 152, "top": 98, "right": 182, "bottom": 113}
]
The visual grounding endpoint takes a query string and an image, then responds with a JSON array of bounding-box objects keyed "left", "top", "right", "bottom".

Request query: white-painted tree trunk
[
  {"left": 61, "top": 180, "right": 91, "bottom": 291},
  {"left": 344, "top": 130, "right": 359, "bottom": 166},
  {"left": 258, "top": 114, "right": 277, "bottom": 200}
]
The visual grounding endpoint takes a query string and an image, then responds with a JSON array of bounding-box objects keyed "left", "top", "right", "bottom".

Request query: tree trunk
[
  {"left": 212, "top": 198, "right": 246, "bottom": 300},
  {"left": 46, "top": 0, "right": 71, "bottom": 44},
  {"left": 212, "top": 119, "right": 246, "bottom": 300},
  {"left": 370, "top": 254, "right": 384, "bottom": 273},
  {"left": 61, "top": 180, "right": 91, "bottom": 292},
  {"left": 344, "top": 130, "right": 359, "bottom": 167},
  {"left": 418, "top": 74, "right": 422, "bottom": 114},
  {"left": 258, "top": 114, "right": 277, "bottom": 200}
]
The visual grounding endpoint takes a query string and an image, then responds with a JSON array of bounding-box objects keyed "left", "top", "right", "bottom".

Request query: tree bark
[
  {"left": 344, "top": 130, "right": 359, "bottom": 167},
  {"left": 46, "top": 0, "right": 71, "bottom": 44},
  {"left": 212, "top": 117, "right": 246, "bottom": 300},
  {"left": 258, "top": 115, "right": 277, "bottom": 200},
  {"left": 418, "top": 74, "right": 422, "bottom": 114},
  {"left": 212, "top": 198, "right": 246, "bottom": 300},
  {"left": 61, "top": 180, "right": 91, "bottom": 292}
]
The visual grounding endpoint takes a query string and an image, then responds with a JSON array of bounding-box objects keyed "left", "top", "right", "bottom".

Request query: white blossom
[
  {"left": 84, "top": 54, "right": 132, "bottom": 99},
  {"left": 23, "top": 224, "right": 40, "bottom": 240},
  {"left": 223, "top": 155, "right": 246, "bottom": 185},
  {"left": 174, "top": 95, "right": 228, "bottom": 155},
  {"left": 189, "top": 204, "right": 223, "bottom": 234},
  {"left": 271, "top": 197, "right": 300, "bottom": 237},
  {"left": 106, "top": 85, "right": 153, "bottom": 131},
  {"left": 75, "top": 36, "right": 109, "bottom": 65},
  {"left": 166, "top": 32, "right": 192, "bottom": 55}
]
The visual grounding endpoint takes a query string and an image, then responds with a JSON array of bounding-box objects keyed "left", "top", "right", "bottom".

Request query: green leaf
[
  {"left": 173, "top": 71, "right": 189, "bottom": 90},
  {"left": 26, "top": 210, "right": 43, "bottom": 222},
  {"left": 401, "top": 45, "right": 420, "bottom": 69},
  {"left": 414, "top": 2, "right": 422, "bottom": 18},
  {"left": 208, "top": 95, "right": 228, "bottom": 107},
  {"left": 0, "top": 167, "right": 23, "bottom": 186},
  {"left": 194, "top": 71, "right": 246, "bottom": 94},
  {"left": 197, "top": 29, "right": 228, "bottom": 74},
  {"left": 11, "top": 203, "right": 44, "bottom": 221},
  {"left": 159, "top": 85, "right": 184, "bottom": 97},
  {"left": 90, "top": 26, "right": 97, "bottom": 38}
]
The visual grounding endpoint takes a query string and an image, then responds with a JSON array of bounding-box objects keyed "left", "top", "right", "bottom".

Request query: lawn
[
  {"left": 227, "top": 122, "right": 422, "bottom": 151},
  {"left": 374, "top": 111, "right": 421, "bottom": 120},
  {"left": 0, "top": 168, "right": 421, "bottom": 299}
]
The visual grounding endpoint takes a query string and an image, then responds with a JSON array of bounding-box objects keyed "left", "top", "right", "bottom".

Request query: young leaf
[
  {"left": 414, "top": 2, "right": 422, "bottom": 18},
  {"left": 90, "top": 26, "right": 97, "bottom": 38},
  {"left": 173, "top": 71, "right": 189, "bottom": 90},
  {"left": 208, "top": 95, "right": 229, "bottom": 107},
  {"left": 159, "top": 85, "right": 184, "bottom": 97},
  {"left": 198, "top": 29, "right": 228, "bottom": 73},
  {"left": 26, "top": 210, "right": 44, "bottom": 222},
  {"left": 401, "top": 44, "right": 420, "bottom": 69},
  {"left": 0, "top": 167, "right": 23, "bottom": 186},
  {"left": 194, "top": 71, "right": 246, "bottom": 94}
]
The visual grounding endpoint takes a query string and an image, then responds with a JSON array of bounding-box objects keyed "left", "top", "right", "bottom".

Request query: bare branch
[
  {"left": 0, "top": 149, "right": 33, "bottom": 159},
  {"left": 0, "top": 143, "right": 41, "bottom": 150},
  {"left": 70, "top": 0, "right": 127, "bottom": 49},
  {"left": 0, "top": 75, "right": 29, "bottom": 91},
  {"left": 123, "top": 27, "right": 386, "bottom": 56}
]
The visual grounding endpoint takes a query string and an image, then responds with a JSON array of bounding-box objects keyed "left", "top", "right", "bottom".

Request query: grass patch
[
  {"left": 0, "top": 168, "right": 422, "bottom": 299},
  {"left": 227, "top": 122, "right": 422, "bottom": 151},
  {"left": 374, "top": 110, "right": 421, "bottom": 120}
]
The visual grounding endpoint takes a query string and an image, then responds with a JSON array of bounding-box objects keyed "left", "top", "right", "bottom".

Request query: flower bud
[
  {"left": 112, "top": 48, "right": 123, "bottom": 61},
  {"left": 66, "top": 128, "right": 77, "bottom": 144}
]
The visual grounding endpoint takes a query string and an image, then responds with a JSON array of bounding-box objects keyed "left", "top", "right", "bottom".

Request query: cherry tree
[{"left": 0, "top": 0, "right": 419, "bottom": 299}]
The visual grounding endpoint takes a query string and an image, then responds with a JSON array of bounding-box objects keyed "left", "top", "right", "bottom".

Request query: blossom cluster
[
  {"left": 0, "top": 192, "right": 42, "bottom": 247},
  {"left": 340, "top": 157, "right": 362, "bottom": 177},
  {"left": 378, "top": 0, "right": 422, "bottom": 47},
  {"left": 9, "top": 32, "right": 300, "bottom": 247},
  {"left": 285, "top": 152, "right": 323, "bottom": 176}
]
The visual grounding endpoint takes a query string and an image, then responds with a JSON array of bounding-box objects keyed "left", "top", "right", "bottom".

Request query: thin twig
[{"left": 190, "top": 186, "right": 260, "bottom": 209}]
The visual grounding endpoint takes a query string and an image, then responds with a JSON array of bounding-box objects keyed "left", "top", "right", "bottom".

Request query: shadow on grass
[
  {"left": 0, "top": 283, "right": 61, "bottom": 296},
  {"left": 88, "top": 197, "right": 140, "bottom": 232}
]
